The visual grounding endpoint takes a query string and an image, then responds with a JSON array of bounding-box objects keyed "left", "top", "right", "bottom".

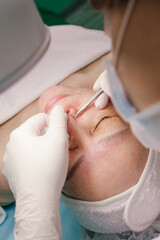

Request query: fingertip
[
  {"left": 95, "top": 93, "right": 109, "bottom": 109},
  {"left": 48, "top": 105, "right": 68, "bottom": 131},
  {"left": 95, "top": 99, "right": 103, "bottom": 109},
  {"left": 93, "top": 70, "right": 108, "bottom": 91},
  {"left": 93, "top": 81, "right": 100, "bottom": 91},
  {"left": 50, "top": 105, "right": 67, "bottom": 122},
  {"left": 50, "top": 105, "right": 66, "bottom": 116}
]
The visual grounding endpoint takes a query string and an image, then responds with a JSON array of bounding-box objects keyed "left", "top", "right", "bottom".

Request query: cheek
[
  {"left": 86, "top": 135, "right": 123, "bottom": 166},
  {"left": 63, "top": 161, "right": 93, "bottom": 200},
  {"left": 64, "top": 151, "right": 116, "bottom": 201},
  {"left": 64, "top": 131, "right": 148, "bottom": 201},
  {"left": 87, "top": 132, "right": 147, "bottom": 191}
]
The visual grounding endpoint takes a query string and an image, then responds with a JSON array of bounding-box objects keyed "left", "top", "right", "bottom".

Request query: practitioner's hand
[
  {"left": 2, "top": 105, "right": 69, "bottom": 240},
  {"left": 93, "top": 70, "right": 111, "bottom": 109}
]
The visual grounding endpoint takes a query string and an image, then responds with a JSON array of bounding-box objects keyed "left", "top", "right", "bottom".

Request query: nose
[
  {"left": 66, "top": 107, "right": 77, "bottom": 118},
  {"left": 67, "top": 113, "right": 86, "bottom": 150}
]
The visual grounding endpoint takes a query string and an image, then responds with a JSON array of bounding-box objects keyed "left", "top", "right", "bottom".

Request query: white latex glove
[
  {"left": 2, "top": 105, "right": 69, "bottom": 240},
  {"left": 93, "top": 70, "right": 111, "bottom": 109}
]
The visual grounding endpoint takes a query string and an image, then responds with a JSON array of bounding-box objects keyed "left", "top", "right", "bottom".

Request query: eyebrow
[
  {"left": 66, "top": 155, "right": 84, "bottom": 181},
  {"left": 98, "top": 126, "right": 128, "bottom": 145}
]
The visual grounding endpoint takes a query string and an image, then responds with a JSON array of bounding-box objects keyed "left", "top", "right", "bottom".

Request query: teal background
[
  {"left": 34, "top": 0, "right": 104, "bottom": 29},
  {"left": 34, "top": 0, "right": 77, "bottom": 14},
  {"left": 34, "top": 0, "right": 70, "bottom": 26}
]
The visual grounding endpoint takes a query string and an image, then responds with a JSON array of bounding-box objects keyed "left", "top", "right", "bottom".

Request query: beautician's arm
[{"left": 3, "top": 105, "right": 69, "bottom": 240}]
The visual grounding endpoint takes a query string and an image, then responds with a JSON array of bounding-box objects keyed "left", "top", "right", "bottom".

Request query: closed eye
[
  {"left": 69, "top": 116, "right": 112, "bottom": 150},
  {"left": 95, "top": 116, "right": 111, "bottom": 130}
]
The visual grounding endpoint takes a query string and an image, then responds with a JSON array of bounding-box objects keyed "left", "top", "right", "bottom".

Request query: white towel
[{"left": 0, "top": 25, "right": 111, "bottom": 124}]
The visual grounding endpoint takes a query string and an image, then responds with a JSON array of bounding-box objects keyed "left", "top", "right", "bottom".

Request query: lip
[{"left": 45, "top": 94, "right": 69, "bottom": 113}]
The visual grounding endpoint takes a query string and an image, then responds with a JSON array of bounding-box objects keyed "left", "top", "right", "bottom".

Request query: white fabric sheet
[{"left": 0, "top": 25, "right": 111, "bottom": 124}]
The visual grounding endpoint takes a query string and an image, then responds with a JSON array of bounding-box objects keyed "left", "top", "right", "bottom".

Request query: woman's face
[{"left": 38, "top": 85, "right": 148, "bottom": 201}]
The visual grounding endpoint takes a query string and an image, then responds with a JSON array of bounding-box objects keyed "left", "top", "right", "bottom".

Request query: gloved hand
[
  {"left": 2, "top": 105, "right": 69, "bottom": 240},
  {"left": 93, "top": 70, "right": 111, "bottom": 109}
]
